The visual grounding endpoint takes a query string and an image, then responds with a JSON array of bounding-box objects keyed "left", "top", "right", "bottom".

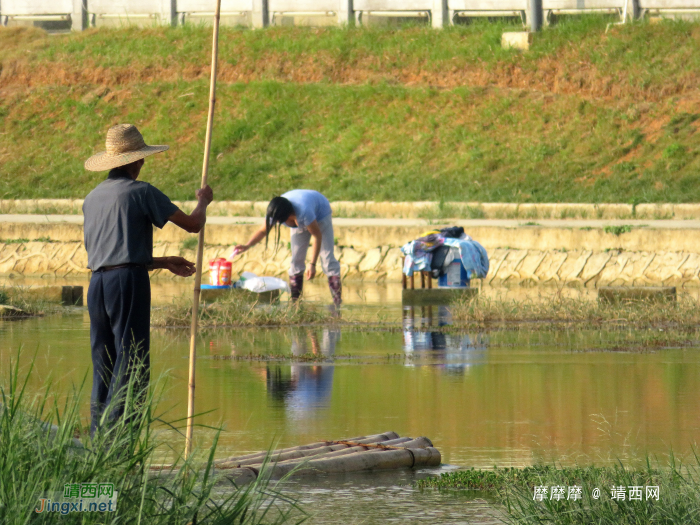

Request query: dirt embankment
[
  {"left": 1, "top": 54, "right": 696, "bottom": 103},
  {"left": 2, "top": 25, "right": 699, "bottom": 103}
]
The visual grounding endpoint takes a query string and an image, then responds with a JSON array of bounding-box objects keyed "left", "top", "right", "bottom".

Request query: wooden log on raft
[
  {"left": 268, "top": 437, "right": 436, "bottom": 466},
  {"left": 262, "top": 438, "right": 434, "bottom": 466},
  {"left": 215, "top": 431, "right": 400, "bottom": 466}
]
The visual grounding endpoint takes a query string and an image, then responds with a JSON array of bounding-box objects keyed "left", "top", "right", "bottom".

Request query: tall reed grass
[{"left": 0, "top": 354, "right": 306, "bottom": 524}]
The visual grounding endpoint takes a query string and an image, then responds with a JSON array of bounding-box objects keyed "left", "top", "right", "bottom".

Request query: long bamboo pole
[{"left": 185, "top": 0, "right": 222, "bottom": 461}]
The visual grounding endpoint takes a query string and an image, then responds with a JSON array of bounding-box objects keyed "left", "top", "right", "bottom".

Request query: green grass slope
[{"left": 1, "top": 17, "right": 699, "bottom": 202}]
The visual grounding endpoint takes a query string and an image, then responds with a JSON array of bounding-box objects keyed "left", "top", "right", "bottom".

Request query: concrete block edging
[{"left": 3, "top": 200, "right": 700, "bottom": 220}]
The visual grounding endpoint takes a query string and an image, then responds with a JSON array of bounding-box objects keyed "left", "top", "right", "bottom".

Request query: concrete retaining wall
[
  {"left": 4, "top": 218, "right": 700, "bottom": 287},
  {"left": 3, "top": 200, "right": 700, "bottom": 220}
]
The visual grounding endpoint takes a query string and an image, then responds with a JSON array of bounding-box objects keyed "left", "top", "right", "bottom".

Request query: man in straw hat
[{"left": 83, "top": 123, "right": 213, "bottom": 436}]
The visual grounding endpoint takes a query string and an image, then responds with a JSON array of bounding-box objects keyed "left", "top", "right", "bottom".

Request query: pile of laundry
[{"left": 400, "top": 226, "right": 489, "bottom": 280}]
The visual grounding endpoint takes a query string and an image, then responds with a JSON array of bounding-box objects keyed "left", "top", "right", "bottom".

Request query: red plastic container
[{"left": 208, "top": 258, "right": 232, "bottom": 286}]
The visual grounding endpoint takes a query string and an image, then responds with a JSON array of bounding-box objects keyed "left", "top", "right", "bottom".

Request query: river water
[{"left": 2, "top": 280, "right": 700, "bottom": 523}]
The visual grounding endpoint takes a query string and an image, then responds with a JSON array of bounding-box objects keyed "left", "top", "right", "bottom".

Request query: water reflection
[
  {"left": 266, "top": 329, "right": 340, "bottom": 419},
  {"left": 403, "top": 305, "right": 488, "bottom": 373},
  {"left": 6, "top": 310, "right": 700, "bottom": 476}
]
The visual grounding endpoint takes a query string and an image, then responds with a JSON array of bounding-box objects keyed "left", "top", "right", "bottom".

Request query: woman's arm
[
  {"left": 305, "top": 220, "right": 323, "bottom": 280},
  {"left": 230, "top": 224, "right": 267, "bottom": 258}
]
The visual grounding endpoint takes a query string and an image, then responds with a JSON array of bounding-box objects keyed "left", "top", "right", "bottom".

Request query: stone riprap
[
  {"left": 3, "top": 200, "right": 700, "bottom": 220},
  {"left": 5, "top": 216, "right": 700, "bottom": 287}
]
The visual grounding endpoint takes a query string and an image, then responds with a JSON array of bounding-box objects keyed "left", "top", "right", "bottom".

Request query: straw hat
[{"left": 85, "top": 124, "right": 169, "bottom": 171}]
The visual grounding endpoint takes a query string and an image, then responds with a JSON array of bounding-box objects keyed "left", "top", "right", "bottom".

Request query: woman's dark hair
[{"left": 265, "top": 196, "right": 294, "bottom": 251}]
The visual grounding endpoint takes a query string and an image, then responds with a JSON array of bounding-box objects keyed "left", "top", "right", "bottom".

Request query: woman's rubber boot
[
  {"left": 328, "top": 275, "right": 342, "bottom": 307},
  {"left": 289, "top": 272, "right": 304, "bottom": 302}
]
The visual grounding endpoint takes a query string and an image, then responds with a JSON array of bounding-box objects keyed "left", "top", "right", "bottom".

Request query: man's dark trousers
[{"left": 88, "top": 266, "right": 151, "bottom": 435}]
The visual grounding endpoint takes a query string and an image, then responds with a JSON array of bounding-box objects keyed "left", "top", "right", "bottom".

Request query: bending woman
[{"left": 231, "top": 190, "right": 341, "bottom": 305}]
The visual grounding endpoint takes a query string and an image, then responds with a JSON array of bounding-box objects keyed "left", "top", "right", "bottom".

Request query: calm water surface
[{"left": 2, "top": 283, "right": 700, "bottom": 524}]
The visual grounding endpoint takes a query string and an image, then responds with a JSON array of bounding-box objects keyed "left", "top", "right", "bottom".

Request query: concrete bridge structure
[{"left": 1, "top": 0, "right": 698, "bottom": 30}]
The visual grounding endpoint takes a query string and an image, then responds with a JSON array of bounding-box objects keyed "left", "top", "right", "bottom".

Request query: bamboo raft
[{"left": 151, "top": 432, "right": 441, "bottom": 485}]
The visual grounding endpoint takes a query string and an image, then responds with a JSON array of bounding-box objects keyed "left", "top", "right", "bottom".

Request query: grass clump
[
  {"left": 179, "top": 237, "right": 199, "bottom": 251},
  {"left": 152, "top": 293, "right": 335, "bottom": 327},
  {"left": 417, "top": 466, "right": 547, "bottom": 491},
  {"left": 418, "top": 459, "right": 700, "bottom": 524},
  {"left": 0, "top": 286, "right": 59, "bottom": 316},
  {"left": 0, "top": 238, "right": 57, "bottom": 243},
  {"left": 1, "top": 238, "right": 30, "bottom": 244},
  {"left": 604, "top": 225, "right": 634, "bottom": 235},
  {"left": 0, "top": 355, "right": 306, "bottom": 524},
  {"left": 450, "top": 294, "right": 700, "bottom": 330}
]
